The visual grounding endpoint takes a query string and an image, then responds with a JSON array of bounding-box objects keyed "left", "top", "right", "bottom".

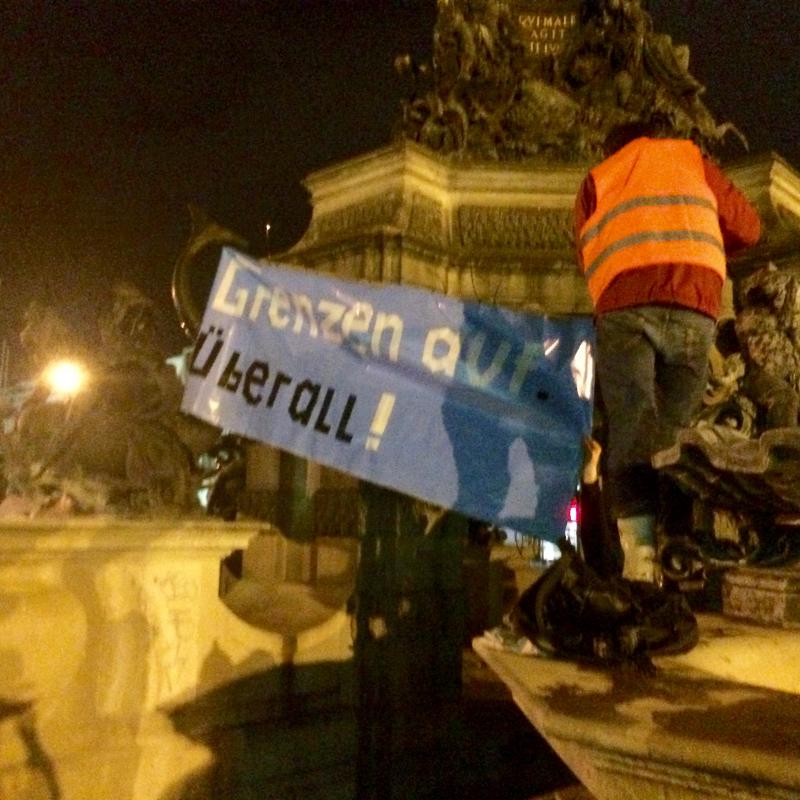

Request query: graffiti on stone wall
[{"left": 145, "top": 569, "right": 201, "bottom": 702}]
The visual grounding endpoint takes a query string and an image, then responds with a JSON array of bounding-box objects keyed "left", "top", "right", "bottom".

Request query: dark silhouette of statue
[{"left": 2, "top": 284, "right": 217, "bottom": 514}]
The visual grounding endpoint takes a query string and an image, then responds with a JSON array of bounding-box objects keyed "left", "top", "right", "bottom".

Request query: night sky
[{"left": 2, "top": 1, "right": 799, "bottom": 378}]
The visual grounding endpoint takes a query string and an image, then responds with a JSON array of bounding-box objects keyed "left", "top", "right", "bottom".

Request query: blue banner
[{"left": 182, "top": 248, "right": 595, "bottom": 541}]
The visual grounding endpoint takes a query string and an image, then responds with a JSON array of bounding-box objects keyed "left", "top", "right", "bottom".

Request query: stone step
[{"left": 475, "top": 612, "right": 800, "bottom": 800}]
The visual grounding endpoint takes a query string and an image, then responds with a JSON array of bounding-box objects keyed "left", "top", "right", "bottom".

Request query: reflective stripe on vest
[{"left": 579, "top": 139, "right": 726, "bottom": 307}]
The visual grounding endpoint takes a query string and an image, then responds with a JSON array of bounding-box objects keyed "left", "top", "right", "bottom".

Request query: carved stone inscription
[{"left": 514, "top": 1, "right": 580, "bottom": 58}]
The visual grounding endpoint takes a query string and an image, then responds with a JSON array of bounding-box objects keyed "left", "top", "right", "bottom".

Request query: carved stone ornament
[
  {"left": 309, "top": 192, "right": 404, "bottom": 244},
  {"left": 457, "top": 205, "right": 573, "bottom": 250},
  {"left": 408, "top": 192, "right": 446, "bottom": 245}
]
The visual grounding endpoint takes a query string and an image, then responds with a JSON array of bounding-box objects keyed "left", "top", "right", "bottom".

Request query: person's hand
[{"left": 581, "top": 436, "right": 602, "bottom": 485}]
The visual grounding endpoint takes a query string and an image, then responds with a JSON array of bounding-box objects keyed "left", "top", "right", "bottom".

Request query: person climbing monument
[{"left": 574, "top": 120, "right": 761, "bottom": 582}]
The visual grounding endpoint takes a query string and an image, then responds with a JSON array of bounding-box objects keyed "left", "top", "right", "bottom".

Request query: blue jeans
[{"left": 596, "top": 306, "right": 714, "bottom": 519}]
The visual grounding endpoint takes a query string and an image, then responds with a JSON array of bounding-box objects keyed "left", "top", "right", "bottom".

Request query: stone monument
[
  {"left": 166, "top": 0, "right": 800, "bottom": 653},
  {"left": 163, "top": 3, "right": 800, "bottom": 798},
  {"left": 268, "top": 3, "right": 800, "bottom": 797}
]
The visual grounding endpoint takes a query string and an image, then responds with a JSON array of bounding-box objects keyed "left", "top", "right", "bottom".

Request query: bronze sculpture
[{"left": 396, "top": 0, "right": 746, "bottom": 161}]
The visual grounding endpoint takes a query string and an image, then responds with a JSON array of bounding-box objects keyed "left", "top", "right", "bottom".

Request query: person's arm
[{"left": 703, "top": 159, "right": 761, "bottom": 255}]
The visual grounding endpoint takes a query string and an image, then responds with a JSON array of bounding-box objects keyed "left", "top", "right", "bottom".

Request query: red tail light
[{"left": 568, "top": 497, "right": 579, "bottom": 524}]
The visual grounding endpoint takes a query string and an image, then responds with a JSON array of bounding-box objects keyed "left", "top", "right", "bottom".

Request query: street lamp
[{"left": 42, "top": 359, "right": 88, "bottom": 400}]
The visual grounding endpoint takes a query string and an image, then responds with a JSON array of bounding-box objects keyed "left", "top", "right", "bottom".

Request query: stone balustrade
[{"left": 0, "top": 517, "right": 356, "bottom": 800}]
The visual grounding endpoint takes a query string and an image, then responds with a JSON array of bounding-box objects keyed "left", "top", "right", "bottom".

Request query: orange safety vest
[{"left": 579, "top": 138, "right": 726, "bottom": 308}]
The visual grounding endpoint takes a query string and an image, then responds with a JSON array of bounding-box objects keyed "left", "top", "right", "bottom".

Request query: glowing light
[
  {"left": 568, "top": 497, "right": 579, "bottom": 524},
  {"left": 43, "top": 360, "right": 87, "bottom": 397}
]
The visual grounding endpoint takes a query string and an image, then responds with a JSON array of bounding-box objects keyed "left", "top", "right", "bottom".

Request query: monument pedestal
[{"left": 282, "top": 139, "right": 593, "bottom": 315}]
